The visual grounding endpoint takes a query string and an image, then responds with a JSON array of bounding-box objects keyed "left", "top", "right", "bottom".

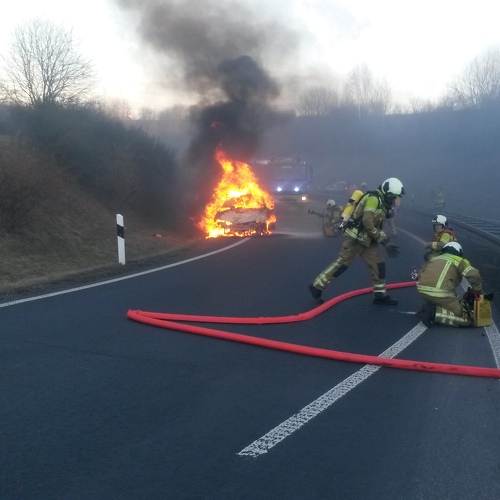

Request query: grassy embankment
[{"left": 0, "top": 135, "right": 197, "bottom": 295}]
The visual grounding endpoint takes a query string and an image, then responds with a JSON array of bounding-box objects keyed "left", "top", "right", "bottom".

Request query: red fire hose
[{"left": 127, "top": 282, "right": 500, "bottom": 378}]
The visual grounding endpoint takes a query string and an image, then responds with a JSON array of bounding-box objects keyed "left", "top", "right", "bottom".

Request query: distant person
[
  {"left": 432, "top": 187, "right": 446, "bottom": 209},
  {"left": 416, "top": 242, "right": 492, "bottom": 327},
  {"left": 322, "top": 199, "right": 342, "bottom": 235},
  {"left": 308, "top": 178, "right": 404, "bottom": 305},
  {"left": 309, "top": 199, "right": 343, "bottom": 236},
  {"left": 423, "top": 215, "right": 456, "bottom": 261}
]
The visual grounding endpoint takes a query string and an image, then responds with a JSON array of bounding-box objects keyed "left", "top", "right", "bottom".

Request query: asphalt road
[{"left": 2, "top": 203, "right": 500, "bottom": 499}]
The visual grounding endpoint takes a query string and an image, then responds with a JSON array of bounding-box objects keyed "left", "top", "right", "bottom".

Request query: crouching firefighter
[
  {"left": 423, "top": 214, "right": 456, "bottom": 261},
  {"left": 416, "top": 242, "right": 493, "bottom": 327},
  {"left": 308, "top": 178, "right": 404, "bottom": 305}
]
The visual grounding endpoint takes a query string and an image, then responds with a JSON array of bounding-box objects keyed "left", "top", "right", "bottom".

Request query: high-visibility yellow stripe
[
  {"left": 433, "top": 254, "right": 461, "bottom": 265},
  {"left": 436, "top": 260, "right": 452, "bottom": 288},
  {"left": 463, "top": 265, "right": 473, "bottom": 275},
  {"left": 435, "top": 309, "right": 470, "bottom": 326},
  {"left": 416, "top": 285, "right": 456, "bottom": 297}
]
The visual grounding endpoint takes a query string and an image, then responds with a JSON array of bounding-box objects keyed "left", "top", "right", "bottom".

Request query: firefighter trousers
[
  {"left": 418, "top": 293, "right": 473, "bottom": 327},
  {"left": 313, "top": 236, "right": 387, "bottom": 296}
]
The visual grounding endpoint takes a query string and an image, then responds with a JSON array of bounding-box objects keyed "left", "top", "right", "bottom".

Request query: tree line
[
  {"left": 0, "top": 19, "right": 185, "bottom": 234},
  {"left": 1, "top": 18, "right": 499, "bottom": 231},
  {"left": 295, "top": 48, "right": 500, "bottom": 117}
]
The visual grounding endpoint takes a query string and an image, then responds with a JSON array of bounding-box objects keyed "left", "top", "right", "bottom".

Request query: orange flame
[{"left": 198, "top": 148, "right": 275, "bottom": 238}]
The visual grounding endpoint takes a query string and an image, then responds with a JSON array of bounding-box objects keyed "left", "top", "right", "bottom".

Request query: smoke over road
[{"left": 114, "top": 0, "right": 300, "bottom": 226}]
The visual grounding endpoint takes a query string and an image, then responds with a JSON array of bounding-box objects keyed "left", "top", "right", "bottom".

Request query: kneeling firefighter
[
  {"left": 416, "top": 242, "right": 493, "bottom": 327},
  {"left": 423, "top": 214, "right": 456, "bottom": 261},
  {"left": 307, "top": 199, "right": 343, "bottom": 236},
  {"left": 308, "top": 178, "right": 404, "bottom": 305},
  {"left": 323, "top": 199, "right": 342, "bottom": 236}
]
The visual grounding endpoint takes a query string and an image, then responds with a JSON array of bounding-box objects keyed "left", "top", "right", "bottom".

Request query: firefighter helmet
[
  {"left": 327, "top": 199, "right": 336, "bottom": 207},
  {"left": 381, "top": 178, "right": 405, "bottom": 197},
  {"left": 432, "top": 215, "right": 447, "bottom": 226},
  {"left": 442, "top": 242, "right": 463, "bottom": 257}
]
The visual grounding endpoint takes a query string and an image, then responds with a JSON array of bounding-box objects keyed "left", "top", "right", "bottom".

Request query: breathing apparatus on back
[{"left": 339, "top": 190, "right": 364, "bottom": 229}]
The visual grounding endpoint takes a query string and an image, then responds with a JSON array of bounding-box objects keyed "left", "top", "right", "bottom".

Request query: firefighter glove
[
  {"left": 485, "top": 293, "right": 494, "bottom": 301},
  {"left": 385, "top": 242, "right": 400, "bottom": 258},
  {"left": 424, "top": 242, "right": 432, "bottom": 249}
]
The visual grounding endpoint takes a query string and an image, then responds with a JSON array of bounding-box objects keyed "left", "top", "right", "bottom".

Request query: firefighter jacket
[
  {"left": 323, "top": 206, "right": 341, "bottom": 222},
  {"left": 344, "top": 189, "right": 389, "bottom": 247},
  {"left": 427, "top": 228, "right": 456, "bottom": 252},
  {"left": 417, "top": 253, "right": 482, "bottom": 299}
]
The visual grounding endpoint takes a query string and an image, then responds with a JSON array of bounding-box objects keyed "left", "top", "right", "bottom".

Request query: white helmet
[
  {"left": 381, "top": 178, "right": 405, "bottom": 197},
  {"left": 442, "top": 242, "right": 463, "bottom": 257},
  {"left": 432, "top": 215, "right": 447, "bottom": 226},
  {"left": 327, "top": 199, "right": 336, "bottom": 206}
]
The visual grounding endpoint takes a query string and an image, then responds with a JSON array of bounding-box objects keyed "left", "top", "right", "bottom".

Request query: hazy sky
[{"left": 2, "top": 0, "right": 500, "bottom": 113}]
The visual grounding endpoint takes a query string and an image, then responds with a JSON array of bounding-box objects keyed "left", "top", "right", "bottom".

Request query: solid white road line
[
  {"left": 238, "top": 322, "right": 428, "bottom": 458},
  {"left": 484, "top": 323, "right": 500, "bottom": 369},
  {"left": 0, "top": 239, "right": 249, "bottom": 308}
]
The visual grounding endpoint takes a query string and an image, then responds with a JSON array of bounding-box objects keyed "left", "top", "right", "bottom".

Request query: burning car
[
  {"left": 199, "top": 148, "right": 277, "bottom": 238},
  {"left": 214, "top": 206, "right": 276, "bottom": 237}
]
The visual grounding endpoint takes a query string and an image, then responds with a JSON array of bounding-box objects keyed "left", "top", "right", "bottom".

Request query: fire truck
[{"left": 253, "top": 157, "right": 313, "bottom": 203}]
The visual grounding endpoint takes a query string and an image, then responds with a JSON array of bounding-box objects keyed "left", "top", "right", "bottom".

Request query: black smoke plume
[
  {"left": 114, "top": 0, "right": 298, "bottom": 228},
  {"left": 183, "top": 55, "right": 288, "bottom": 216}
]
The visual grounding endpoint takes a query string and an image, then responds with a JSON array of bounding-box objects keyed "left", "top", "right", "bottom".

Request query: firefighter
[
  {"left": 424, "top": 215, "right": 456, "bottom": 261},
  {"left": 308, "top": 178, "right": 404, "bottom": 305},
  {"left": 323, "top": 199, "right": 342, "bottom": 235},
  {"left": 416, "top": 242, "right": 492, "bottom": 327},
  {"left": 432, "top": 187, "right": 446, "bottom": 209}
]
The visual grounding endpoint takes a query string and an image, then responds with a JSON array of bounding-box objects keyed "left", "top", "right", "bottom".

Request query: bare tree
[
  {"left": 343, "top": 63, "right": 392, "bottom": 116},
  {"left": 296, "top": 86, "right": 339, "bottom": 116},
  {"left": 139, "top": 107, "right": 157, "bottom": 121},
  {"left": 0, "top": 18, "right": 95, "bottom": 107},
  {"left": 409, "top": 97, "right": 437, "bottom": 113},
  {"left": 158, "top": 105, "right": 190, "bottom": 133},
  {"left": 102, "top": 98, "right": 133, "bottom": 120},
  {"left": 390, "top": 102, "right": 411, "bottom": 115},
  {"left": 446, "top": 48, "right": 500, "bottom": 110}
]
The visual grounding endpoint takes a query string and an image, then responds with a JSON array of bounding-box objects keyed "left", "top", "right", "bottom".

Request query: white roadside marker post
[{"left": 116, "top": 214, "right": 126, "bottom": 265}]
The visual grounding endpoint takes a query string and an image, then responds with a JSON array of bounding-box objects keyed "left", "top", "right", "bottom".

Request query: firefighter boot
[
  {"left": 373, "top": 293, "right": 398, "bottom": 306},
  {"left": 308, "top": 284, "right": 324, "bottom": 304},
  {"left": 416, "top": 302, "right": 436, "bottom": 327}
]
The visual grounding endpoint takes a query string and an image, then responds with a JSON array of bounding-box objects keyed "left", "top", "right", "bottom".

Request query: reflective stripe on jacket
[{"left": 417, "top": 253, "right": 482, "bottom": 297}]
